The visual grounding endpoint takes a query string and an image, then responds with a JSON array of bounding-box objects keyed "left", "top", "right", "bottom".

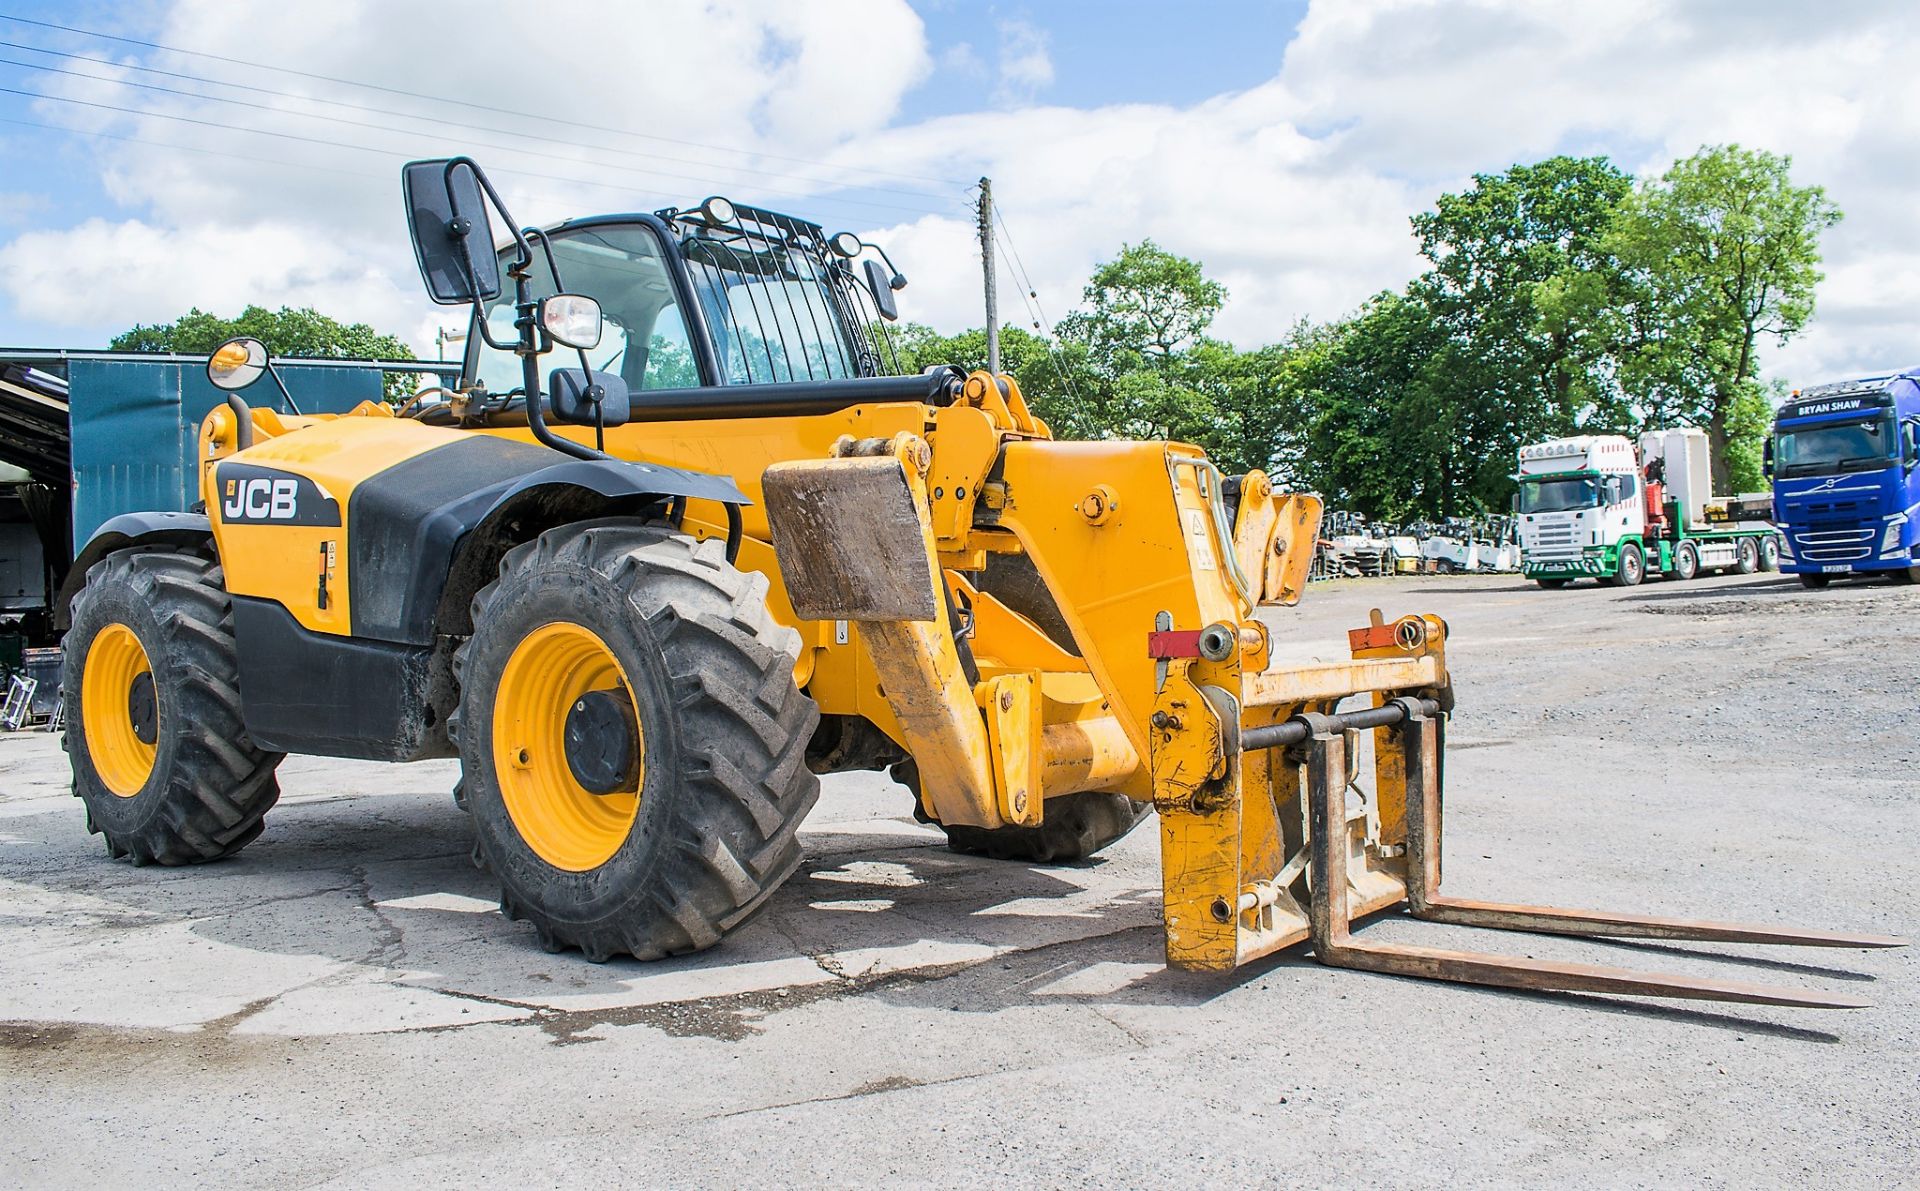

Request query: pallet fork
[{"left": 1150, "top": 615, "right": 1904, "bottom": 1007}]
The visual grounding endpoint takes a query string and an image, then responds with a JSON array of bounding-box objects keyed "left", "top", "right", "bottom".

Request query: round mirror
[
  {"left": 540, "top": 293, "right": 604, "bottom": 350},
  {"left": 829, "top": 231, "right": 863, "bottom": 259},
  {"left": 206, "top": 336, "right": 268, "bottom": 392}
]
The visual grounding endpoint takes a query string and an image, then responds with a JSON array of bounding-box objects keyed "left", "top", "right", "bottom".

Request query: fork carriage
[{"left": 764, "top": 413, "right": 1901, "bottom": 1007}]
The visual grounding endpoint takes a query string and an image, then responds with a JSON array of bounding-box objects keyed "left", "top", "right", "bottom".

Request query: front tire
[
  {"left": 1799, "top": 573, "right": 1831, "bottom": 590},
  {"left": 454, "top": 522, "right": 820, "bottom": 961},
  {"left": 1535, "top": 577, "right": 1571, "bottom": 590},
  {"left": 64, "top": 550, "right": 283, "bottom": 865},
  {"left": 1607, "top": 542, "right": 1646, "bottom": 587}
]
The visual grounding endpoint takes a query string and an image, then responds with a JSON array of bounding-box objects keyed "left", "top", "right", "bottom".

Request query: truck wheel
[
  {"left": 1672, "top": 541, "right": 1700, "bottom": 581},
  {"left": 1607, "top": 543, "right": 1645, "bottom": 587},
  {"left": 1891, "top": 567, "right": 1918, "bottom": 586},
  {"left": 1535, "top": 578, "right": 1571, "bottom": 590},
  {"left": 1798, "top": 574, "right": 1831, "bottom": 590},
  {"left": 453, "top": 521, "right": 820, "bottom": 961},
  {"left": 63, "top": 550, "right": 283, "bottom": 865},
  {"left": 1735, "top": 538, "right": 1760, "bottom": 574},
  {"left": 1759, "top": 536, "right": 1781, "bottom": 571}
]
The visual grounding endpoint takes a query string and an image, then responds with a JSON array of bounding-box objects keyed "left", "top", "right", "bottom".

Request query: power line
[
  {"left": 0, "top": 80, "right": 957, "bottom": 227},
  {"left": 0, "top": 95, "right": 938, "bottom": 235},
  {"left": 0, "top": 12, "right": 971, "bottom": 190},
  {"left": 0, "top": 37, "right": 958, "bottom": 205},
  {"left": 0, "top": 111, "right": 389, "bottom": 182},
  {"left": 0, "top": 69, "right": 953, "bottom": 221}
]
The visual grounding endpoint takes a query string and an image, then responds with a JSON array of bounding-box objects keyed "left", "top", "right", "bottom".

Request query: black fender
[
  {"left": 55, "top": 511, "right": 213, "bottom": 629},
  {"left": 346, "top": 438, "right": 748, "bottom": 644}
]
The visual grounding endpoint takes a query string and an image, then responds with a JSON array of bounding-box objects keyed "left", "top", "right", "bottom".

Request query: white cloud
[
  {"left": 3, "top": 0, "right": 1917, "bottom": 392},
  {"left": 992, "top": 18, "right": 1055, "bottom": 107}
]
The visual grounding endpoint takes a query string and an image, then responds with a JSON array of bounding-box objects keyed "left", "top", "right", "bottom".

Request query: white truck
[{"left": 1516, "top": 429, "right": 1782, "bottom": 588}]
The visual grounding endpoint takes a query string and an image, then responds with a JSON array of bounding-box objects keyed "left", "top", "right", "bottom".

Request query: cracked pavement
[{"left": 2, "top": 572, "right": 1915, "bottom": 1187}]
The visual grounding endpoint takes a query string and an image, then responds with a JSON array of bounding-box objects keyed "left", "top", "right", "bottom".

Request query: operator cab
[{"left": 461, "top": 200, "right": 909, "bottom": 403}]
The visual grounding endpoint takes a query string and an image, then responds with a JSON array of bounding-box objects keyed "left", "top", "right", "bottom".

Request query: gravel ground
[{"left": 1, "top": 569, "right": 1914, "bottom": 1188}]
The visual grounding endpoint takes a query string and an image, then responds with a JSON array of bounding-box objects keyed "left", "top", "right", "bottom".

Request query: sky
[{"left": 0, "top": 0, "right": 1915, "bottom": 391}]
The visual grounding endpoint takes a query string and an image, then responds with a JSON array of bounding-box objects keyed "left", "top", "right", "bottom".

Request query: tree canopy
[
  {"left": 893, "top": 145, "right": 1837, "bottom": 517},
  {"left": 112, "top": 305, "right": 417, "bottom": 400}
]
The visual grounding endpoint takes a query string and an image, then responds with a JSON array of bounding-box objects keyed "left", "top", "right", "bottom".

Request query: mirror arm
[
  {"left": 227, "top": 392, "right": 254, "bottom": 451},
  {"left": 510, "top": 269, "right": 598, "bottom": 462},
  {"left": 262, "top": 362, "right": 302, "bottom": 416}
]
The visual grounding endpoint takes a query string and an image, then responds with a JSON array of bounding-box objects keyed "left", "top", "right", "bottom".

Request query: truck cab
[
  {"left": 1515, "top": 435, "right": 1644, "bottom": 584},
  {"left": 1769, "top": 372, "right": 1920, "bottom": 586}
]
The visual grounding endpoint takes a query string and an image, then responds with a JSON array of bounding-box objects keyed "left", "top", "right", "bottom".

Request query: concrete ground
[{"left": 1, "top": 570, "right": 1914, "bottom": 1188}]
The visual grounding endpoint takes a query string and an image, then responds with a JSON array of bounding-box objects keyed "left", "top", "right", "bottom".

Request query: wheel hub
[
  {"left": 128, "top": 672, "right": 158, "bottom": 746},
  {"left": 564, "top": 689, "right": 640, "bottom": 795}
]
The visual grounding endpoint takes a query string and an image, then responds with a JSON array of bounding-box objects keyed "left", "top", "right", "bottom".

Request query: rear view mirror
[
  {"left": 540, "top": 293, "right": 603, "bottom": 349},
  {"left": 1762, "top": 436, "right": 1774, "bottom": 479},
  {"left": 548, "top": 368, "right": 631, "bottom": 427},
  {"left": 863, "top": 258, "right": 899, "bottom": 322},
  {"left": 206, "top": 336, "right": 268, "bottom": 392},
  {"left": 403, "top": 159, "right": 502, "bottom": 305}
]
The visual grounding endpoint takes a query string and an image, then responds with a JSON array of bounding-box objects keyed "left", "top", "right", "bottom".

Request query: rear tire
[
  {"left": 454, "top": 522, "right": 820, "bottom": 961},
  {"left": 1672, "top": 541, "right": 1700, "bottom": 581},
  {"left": 1735, "top": 538, "right": 1760, "bottom": 574},
  {"left": 939, "top": 791, "right": 1153, "bottom": 864},
  {"left": 1760, "top": 536, "right": 1781, "bottom": 571},
  {"left": 1798, "top": 573, "right": 1831, "bottom": 590},
  {"left": 63, "top": 550, "right": 283, "bottom": 865}
]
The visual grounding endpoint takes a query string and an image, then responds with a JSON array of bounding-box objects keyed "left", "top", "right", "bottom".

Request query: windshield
[
  {"left": 1774, "top": 414, "right": 1895, "bottom": 479},
  {"left": 678, "top": 217, "right": 895, "bottom": 384},
  {"left": 1519, "top": 476, "right": 1602, "bottom": 514},
  {"left": 471, "top": 224, "right": 699, "bottom": 396}
]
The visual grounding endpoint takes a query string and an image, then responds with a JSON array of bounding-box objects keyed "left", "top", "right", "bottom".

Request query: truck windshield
[
  {"left": 1518, "top": 476, "right": 1601, "bottom": 513},
  {"left": 1774, "top": 414, "right": 1895, "bottom": 478}
]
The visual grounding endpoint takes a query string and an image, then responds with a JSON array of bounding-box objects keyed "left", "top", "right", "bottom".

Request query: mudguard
[
  {"left": 344, "top": 439, "right": 747, "bottom": 643},
  {"left": 55, "top": 511, "right": 213, "bottom": 628}
]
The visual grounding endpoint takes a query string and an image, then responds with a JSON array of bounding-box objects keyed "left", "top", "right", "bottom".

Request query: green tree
[
  {"left": 1566, "top": 145, "right": 1840, "bottom": 491},
  {"left": 1056, "top": 240, "right": 1227, "bottom": 377},
  {"left": 1411, "top": 156, "right": 1636, "bottom": 471},
  {"left": 112, "top": 305, "right": 417, "bottom": 400}
]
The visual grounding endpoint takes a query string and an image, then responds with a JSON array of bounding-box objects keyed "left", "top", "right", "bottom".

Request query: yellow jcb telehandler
[{"left": 57, "top": 158, "right": 1901, "bottom": 1003}]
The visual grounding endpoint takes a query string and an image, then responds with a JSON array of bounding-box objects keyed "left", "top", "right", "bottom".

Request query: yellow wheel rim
[
  {"left": 492, "top": 622, "right": 644, "bottom": 872},
  {"left": 81, "top": 623, "right": 157, "bottom": 798}
]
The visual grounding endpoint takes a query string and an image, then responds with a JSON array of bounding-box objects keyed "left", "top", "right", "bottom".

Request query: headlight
[{"left": 1883, "top": 516, "right": 1906, "bottom": 555}]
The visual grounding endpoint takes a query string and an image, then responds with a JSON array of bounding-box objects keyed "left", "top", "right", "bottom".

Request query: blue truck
[{"left": 1768, "top": 372, "right": 1920, "bottom": 588}]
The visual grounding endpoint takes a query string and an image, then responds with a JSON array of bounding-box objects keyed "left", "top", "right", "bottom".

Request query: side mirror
[
  {"left": 863, "top": 258, "right": 899, "bottom": 322},
  {"left": 540, "top": 294, "right": 603, "bottom": 349},
  {"left": 403, "top": 159, "right": 502, "bottom": 305},
  {"left": 548, "top": 368, "right": 630, "bottom": 427},
  {"left": 1904, "top": 422, "right": 1920, "bottom": 470},
  {"left": 206, "top": 336, "right": 268, "bottom": 392},
  {"left": 1762, "top": 436, "right": 1774, "bottom": 480}
]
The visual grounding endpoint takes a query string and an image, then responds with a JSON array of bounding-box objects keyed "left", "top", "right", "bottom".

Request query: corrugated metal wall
[{"left": 67, "top": 359, "right": 384, "bottom": 550}]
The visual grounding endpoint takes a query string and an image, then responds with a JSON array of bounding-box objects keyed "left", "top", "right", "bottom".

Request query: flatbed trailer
[{"left": 1518, "top": 429, "right": 1782, "bottom": 588}]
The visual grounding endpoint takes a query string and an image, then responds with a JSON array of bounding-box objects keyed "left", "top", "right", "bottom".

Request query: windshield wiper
[{"left": 1838, "top": 454, "right": 1892, "bottom": 472}]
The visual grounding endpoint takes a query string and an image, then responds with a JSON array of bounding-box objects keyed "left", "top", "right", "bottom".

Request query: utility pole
[{"left": 977, "top": 177, "right": 1000, "bottom": 375}]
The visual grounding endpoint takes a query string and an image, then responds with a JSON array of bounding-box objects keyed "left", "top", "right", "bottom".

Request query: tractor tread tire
[
  {"left": 934, "top": 788, "right": 1154, "bottom": 865},
  {"left": 454, "top": 521, "right": 819, "bottom": 962},
  {"left": 64, "top": 550, "right": 283, "bottom": 866}
]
